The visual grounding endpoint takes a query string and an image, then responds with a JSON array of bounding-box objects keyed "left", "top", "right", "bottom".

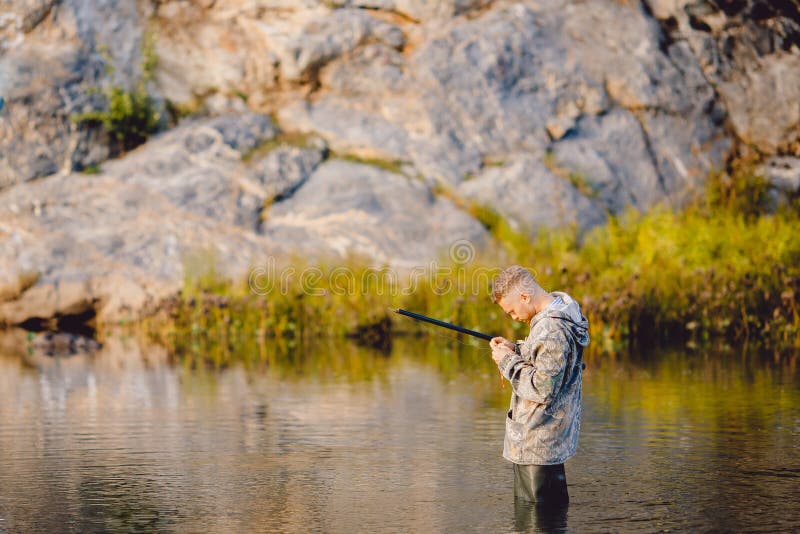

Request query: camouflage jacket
[{"left": 496, "top": 291, "right": 589, "bottom": 465}]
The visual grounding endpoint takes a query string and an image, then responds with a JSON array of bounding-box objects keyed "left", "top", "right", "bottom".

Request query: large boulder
[
  {"left": 0, "top": 113, "right": 284, "bottom": 326},
  {"left": 0, "top": 113, "right": 487, "bottom": 326},
  {"left": 275, "top": 1, "right": 729, "bottom": 205}
]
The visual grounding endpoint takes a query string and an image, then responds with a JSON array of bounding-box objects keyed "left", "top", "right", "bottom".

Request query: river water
[{"left": 0, "top": 330, "right": 798, "bottom": 533}]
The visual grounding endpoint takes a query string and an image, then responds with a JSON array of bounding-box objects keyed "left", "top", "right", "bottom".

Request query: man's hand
[{"left": 490, "top": 336, "right": 516, "bottom": 364}]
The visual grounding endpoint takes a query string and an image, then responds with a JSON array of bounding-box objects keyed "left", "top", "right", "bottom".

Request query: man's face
[{"left": 497, "top": 291, "right": 534, "bottom": 323}]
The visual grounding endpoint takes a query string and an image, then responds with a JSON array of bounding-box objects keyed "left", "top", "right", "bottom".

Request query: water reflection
[
  {"left": 513, "top": 500, "right": 569, "bottom": 534},
  {"left": 0, "top": 329, "right": 798, "bottom": 532}
]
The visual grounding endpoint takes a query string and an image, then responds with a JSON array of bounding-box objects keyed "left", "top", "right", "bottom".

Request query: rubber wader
[{"left": 513, "top": 463, "right": 569, "bottom": 505}]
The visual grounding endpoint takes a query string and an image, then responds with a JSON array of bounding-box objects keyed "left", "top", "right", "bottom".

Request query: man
[{"left": 489, "top": 265, "right": 589, "bottom": 505}]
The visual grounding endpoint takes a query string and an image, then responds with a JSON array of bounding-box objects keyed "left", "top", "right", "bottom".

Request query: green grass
[
  {"left": 143, "top": 163, "right": 800, "bottom": 361},
  {"left": 242, "top": 130, "right": 320, "bottom": 162},
  {"left": 335, "top": 153, "right": 407, "bottom": 174},
  {"left": 80, "top": 164, "right": 102, "bottom": 174}
]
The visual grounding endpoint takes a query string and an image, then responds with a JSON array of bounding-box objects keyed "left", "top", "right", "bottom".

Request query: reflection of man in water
[{"left": 489, "top": 265, "right": 589, "bottom": 505}]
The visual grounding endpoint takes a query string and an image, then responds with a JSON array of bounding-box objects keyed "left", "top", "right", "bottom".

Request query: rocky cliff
[{"left": 0, "top": 0, "right": 798, "bottom": 327}]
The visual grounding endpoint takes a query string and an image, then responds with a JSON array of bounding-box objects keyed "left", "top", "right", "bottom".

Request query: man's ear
[{"left": 519, "top": 292, "right": 530, "bottom": 302}]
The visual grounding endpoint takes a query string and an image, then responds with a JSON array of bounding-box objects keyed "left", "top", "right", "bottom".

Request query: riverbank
[{"left": 142, "top": 165, "right": 799, "bottom": 362}]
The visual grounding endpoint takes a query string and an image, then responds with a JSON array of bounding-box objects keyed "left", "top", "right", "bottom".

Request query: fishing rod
[
  {"left": 389, "top": 308, "right": 494, "bottom": 341},
  {"left": 391, "top": 307, "right": 586, "bottom": 370}
]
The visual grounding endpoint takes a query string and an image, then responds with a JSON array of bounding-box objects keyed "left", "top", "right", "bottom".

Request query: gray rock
[
  {"left": 458, "top": 154, "right": 607, "bottom": 235},
  {"left": 203, "top": 113, "right": 278, "bottom": 154},
  {"left": 275, "top": 8, "right": 405, "bottom": 82},
  {"left": 153, "top": 3, "right": 281, "bottom": 104},
  {"left": 716, "top": 53, "right": 800, "bottom": 155},
  {"left": 251, "top": 145, "right": 326, "bottom": 202},
  {"left": 0, "top": 43, "right": 101, "bottom": 189},
  {"left": 236, "top": 144, "right": 327, "bottom": 228},
  {"left": 549, "top": 109, "right": 665, "bottom": 213},
  {"left": 0, "top": 172, "right": 277, "bottom": 326},
  {"left": 759, "top": 156, "right": 800, "bottom": 208},
  {"left": 0, "top": 0, "right": 156, "bottom": 189},
  {"left": 312, "top": 0, "right": 725, "bottom": 192},
  {"left": 0, "top": 0, "right": 58, "bottom": 46},
  {"left": 261, "top": 160, "right": 489, "bottom": 266},
  {"left": 319, "top": 43, "right": 406, "bottom": 96},
  {"left": 644, "top": 0, "right": 800, "bottom": 155},
  {"left": 637, "top": 107, "right": 730, "bottom": 204},
  {"left": 557, "top": 1, "right": 728, "bottom": 201},
  {"left": 0, "top": 227, "right": 39, "bottom": 302},
  {"left": 102, "top": 113, "right": 279, "bottom": 226},
  {"left": 406, "top": 4, "right": 563, "bottom": 183},
  {"left": 4, "top": 0, "right": 729, "bottom": 198},
  {"left": 61, "top": 0, "right": 148, "bottom": 87},
  {"left": 5, "top": 0, "right": 800, "bottom": 331},
  {"left": 0, "top": 113, "right": 283, "bottom": 326},
  {"left": 277, "top": 97, "right": 410, "bottom": 161},
  {"left": 0, "top": 113, "right": 497, "bottom": 326}
]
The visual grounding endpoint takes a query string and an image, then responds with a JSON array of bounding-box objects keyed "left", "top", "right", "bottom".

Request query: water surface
[{"left": 0, "top": 331, "right": 798, "bottom": 532}]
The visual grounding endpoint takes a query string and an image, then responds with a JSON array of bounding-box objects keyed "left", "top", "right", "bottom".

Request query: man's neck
[{"left": 531, "top": 292, "right": 555, "bottom": 316}]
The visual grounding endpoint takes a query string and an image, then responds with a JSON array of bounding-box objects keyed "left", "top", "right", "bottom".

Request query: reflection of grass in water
[
  {"left": 173, "top": 329, "right": 497, "bottom": 381},
  {"left": 170, "top": 333, "right": 512, "bottom": 410},
  {"left": 587, "top": 347, "right": 800, "bottom": 436}
]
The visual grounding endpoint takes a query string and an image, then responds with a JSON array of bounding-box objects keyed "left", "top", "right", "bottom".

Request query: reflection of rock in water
[
  {"left": 349, "top": 315, "right": 393, "bottom": 354},
  {"left": 0, "top": 327, "right": 169, "bottom": 369},
  {"left": 29, "top": 331, "right": 102, "bottom": 357},
  {"left": 0, "top": 327, "right": 103, "bottom": 359}
]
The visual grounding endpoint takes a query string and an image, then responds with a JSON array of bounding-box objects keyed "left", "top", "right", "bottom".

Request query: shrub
[{"left": 73, "top": 33, "right": 161, "bottom": 152}]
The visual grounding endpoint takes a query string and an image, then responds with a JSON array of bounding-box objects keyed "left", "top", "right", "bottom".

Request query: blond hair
[{"left": 491, "top": 265, "right": 538, "bottom": 303}]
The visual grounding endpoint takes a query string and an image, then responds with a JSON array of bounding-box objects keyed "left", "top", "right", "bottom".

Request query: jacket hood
[{"left": 531, "top": 291, "right": 590, "bottom": 348}]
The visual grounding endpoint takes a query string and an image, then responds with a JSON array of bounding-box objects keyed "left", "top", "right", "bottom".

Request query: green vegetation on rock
[{"left": 72, "top": 33, "right": 161, "bottom": 152}]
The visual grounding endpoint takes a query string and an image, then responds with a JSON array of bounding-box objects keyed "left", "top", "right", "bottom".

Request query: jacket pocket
[{"left": 504, "top": 415, "right": 527, "bottom": 461}]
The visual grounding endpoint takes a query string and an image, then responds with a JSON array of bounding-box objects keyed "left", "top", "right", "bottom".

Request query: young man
[{"left": 489, "top": 265, "right": 589, "bottom": 505}]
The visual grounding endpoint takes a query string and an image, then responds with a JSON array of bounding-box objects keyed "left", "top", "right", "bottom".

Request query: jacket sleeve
[{"left": 496, "top": 330, "right": 568, "bottom": 405}]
